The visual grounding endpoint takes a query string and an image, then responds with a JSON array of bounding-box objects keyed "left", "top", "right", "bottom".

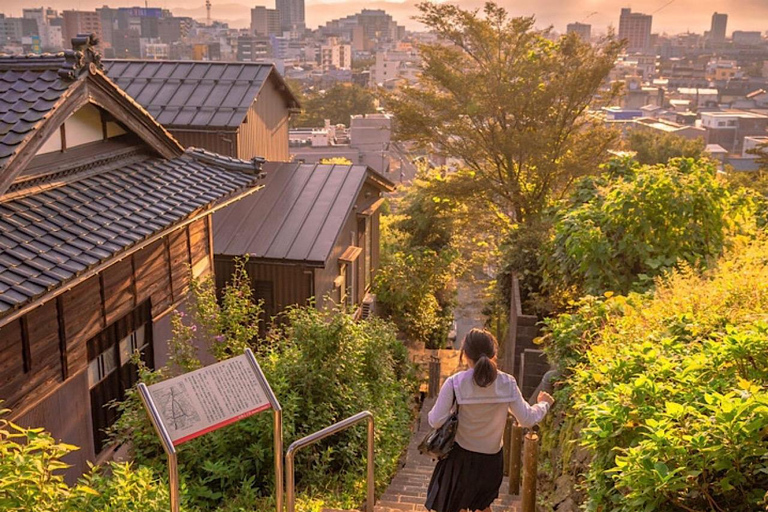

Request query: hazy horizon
[{"left": 3, "top": 0, "right": 768, "bottom": 35}]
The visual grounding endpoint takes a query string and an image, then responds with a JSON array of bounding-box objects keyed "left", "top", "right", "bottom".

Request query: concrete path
[
  {"left": 452, "top": 273, "right": 488, "bottom": 349},
  {"left": 374, "top": 398, "right": 520, "bottom": 512}
]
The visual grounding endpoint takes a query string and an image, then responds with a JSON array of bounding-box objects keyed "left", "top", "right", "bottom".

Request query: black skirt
[{"left": 425, "top": 443, "right": 504, "bottom": 512}]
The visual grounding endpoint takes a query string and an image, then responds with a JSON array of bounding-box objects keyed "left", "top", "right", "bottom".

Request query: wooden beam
[
  {"left": 360, "top": 198, "right": 385, "bottom": 216},
  {"left": 56, "top": 296, "right": 68, "bottom": 380},
  {"left": 165, "top": 236, "right": 175, "bottom": 304},
  {"left": 20, "top": 316, "right": 31, "bottom": 373}
]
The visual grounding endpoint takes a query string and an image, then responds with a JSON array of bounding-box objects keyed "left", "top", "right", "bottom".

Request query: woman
[{"left": 425, "top": 328, "right": 554, "bottom": 512}]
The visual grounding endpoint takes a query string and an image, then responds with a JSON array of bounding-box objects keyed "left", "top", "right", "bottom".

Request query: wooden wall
[
  {"left": 214, "top": 257, "right": 313, "bottom": 319},
  {"left": 0, "top": 217, "right": 212, "bottom": 434},
  {"left": 169, "top": 129, "right": 239, "bottom": 158},
  {"left": 240, "top": 77, "right": 291, "bottom": 162}
]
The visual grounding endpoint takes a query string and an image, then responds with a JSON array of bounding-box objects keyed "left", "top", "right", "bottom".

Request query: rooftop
[
  {"left": 103, "top": 60, "right": 300, "bottom": 129},
  {"left": 0, "top": 149, "right": 261, "bottom": 314},
  {"left": 701, "top": 110, "right": 768, "bottom": 119},
  {"left": 214, "top": 162, "right": 394, "bottom": 265}
]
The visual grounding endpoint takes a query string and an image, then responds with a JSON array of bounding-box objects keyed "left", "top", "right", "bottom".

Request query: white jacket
[{"left": 428, "top": 369, "right": 549, "bottom": 454}]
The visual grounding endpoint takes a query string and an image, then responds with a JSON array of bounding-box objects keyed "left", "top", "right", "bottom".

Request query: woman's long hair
[{"left": 461, "top": 328, "right": 498, "bottom": 387}]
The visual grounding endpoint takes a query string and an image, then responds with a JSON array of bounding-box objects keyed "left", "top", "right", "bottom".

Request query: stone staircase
[{"left": 373, "top": 398, "right": 520, "bottom": 512}]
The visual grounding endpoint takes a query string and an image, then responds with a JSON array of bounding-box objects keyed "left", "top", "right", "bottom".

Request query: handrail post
[
  {"left": 366, "top": 414, "right": 375, "bottom": 512},
  {"left": 508, "top": 421, "right": 523, "bottom": 495},
  {"left": 285, "top": 411, "right": 375, "bottom": 512},
  {"left": 521, "top": 431, "right": 539, "bottom": 512},
  {"left": 274, "top": 408, "right": 284, "bottom": 512}
]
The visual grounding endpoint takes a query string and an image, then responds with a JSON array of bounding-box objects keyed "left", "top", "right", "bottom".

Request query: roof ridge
[{"left": 184, "top": 147, "right": 265, "bottom": 175}]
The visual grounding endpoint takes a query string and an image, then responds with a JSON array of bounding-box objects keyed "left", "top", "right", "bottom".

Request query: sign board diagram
[{"left": 145, "top": 353, "right": 271, "bottom": 445}]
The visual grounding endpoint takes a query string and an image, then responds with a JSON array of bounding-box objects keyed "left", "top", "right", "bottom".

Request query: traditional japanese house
[
  {"left": 212, "top": 162, "right": 395, "bottom": 320},
  {"left": 103, "top": 60, "right": 300, "bottom": 162},
  {"left": 0, "top": 35, "right": 264, "bottom": 479}
]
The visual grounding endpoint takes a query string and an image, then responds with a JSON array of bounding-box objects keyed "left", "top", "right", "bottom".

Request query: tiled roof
[
  {"left": 0, "top": 150, "right": 261, "bottom": 314},
  {"left": 0, "top": 57, "right": 72, "bottom": 173},
  {"left": 103, "top": 60, "right": 298, "bottom": 129},
  {"left": 213, "top": 162, "right": 391, "bottom": 265}
]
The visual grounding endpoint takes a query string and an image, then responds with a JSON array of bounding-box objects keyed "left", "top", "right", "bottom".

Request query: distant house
[
  {"left": 103, "top": 60, "right": 301, "bottom": 162},
  {"left": 0, "top": 36, "right": 262, "bottom": 479},
  {"left": 633, "top": 117, "right": 707, "bottom": 140},
  {"left": 213, "top": 162, "right": 395, "bottom": 320}
]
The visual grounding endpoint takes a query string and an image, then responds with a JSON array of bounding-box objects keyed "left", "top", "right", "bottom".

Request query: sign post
[{"left": 138, "top": 348, "right": 283, "bottom": 512}]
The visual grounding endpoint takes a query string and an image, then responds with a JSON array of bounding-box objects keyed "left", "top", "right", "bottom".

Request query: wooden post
[
  {"left": 508, "top": 422, "right": 523, "bottom": 495},
  {"left": 503, "top": 416, "right": 512, "bottom": 476},
  {"left": 428, "top": 357, "right": 441, "bottom": 398},
  {"left": 521, "top": 432, "right": 539, "bottom": 512}
]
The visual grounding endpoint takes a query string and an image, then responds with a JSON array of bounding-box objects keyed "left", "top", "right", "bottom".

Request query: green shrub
[
  {"left": 0, "top": 408, "right": 168, "bottom": 512},
  {"left": 541, "top": 237, "right": 768, "bottom": 511},
  {"left": 375, "top": 211, "right": 457, "bottom": 348},
  {"left": 111, "top": 262, "right": 418, "bottom": 511},
  {"left": 541, "top": 157, "right": 761, "bottom": 305}
]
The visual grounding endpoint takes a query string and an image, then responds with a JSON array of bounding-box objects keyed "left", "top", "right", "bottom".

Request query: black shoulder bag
[{"left": 418, "top": 385, "right": 459, "bottom": 460}]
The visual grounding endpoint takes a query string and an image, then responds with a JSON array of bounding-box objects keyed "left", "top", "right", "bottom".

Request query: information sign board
[
  {"left": 145, "top": 353, "right": 272, "bottom": 445},
  {"left": 138, "top": 349, "right": 283, "bottom": 512}
]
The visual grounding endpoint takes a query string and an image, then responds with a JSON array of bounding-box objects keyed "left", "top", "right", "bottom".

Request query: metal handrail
[{"left": 285, "top": 411, "right": 375, "bottom": 512}]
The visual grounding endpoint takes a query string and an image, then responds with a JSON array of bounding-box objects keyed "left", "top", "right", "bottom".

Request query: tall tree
[{"left": 389, "top": 2, "right": 624, "bottom": 223}]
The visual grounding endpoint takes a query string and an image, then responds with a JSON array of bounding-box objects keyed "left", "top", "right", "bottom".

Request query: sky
[{"left": 4, "top": 0, "right": 768, "bottom": 35}]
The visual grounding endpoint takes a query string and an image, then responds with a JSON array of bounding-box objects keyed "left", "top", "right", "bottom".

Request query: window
[{"left": 88, "top": 303, "right": 152, "bottom": 454}]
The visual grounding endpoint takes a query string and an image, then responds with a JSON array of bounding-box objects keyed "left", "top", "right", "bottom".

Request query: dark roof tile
[
  {"left": 0, "top": 152, "right": 259, "bottom": 314},
  {"left": 102, "top": 60, "right": 294, "bottom": 128}
]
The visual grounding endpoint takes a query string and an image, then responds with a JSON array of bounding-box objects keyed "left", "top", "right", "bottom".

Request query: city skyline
[{"left": 2, "top": 0, "right": 767, "bottom": 35}]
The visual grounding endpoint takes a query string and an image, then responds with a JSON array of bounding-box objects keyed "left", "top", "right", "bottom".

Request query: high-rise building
[
  {"left": 709, "top": 12, "right": 727, "bottom": 43},
  {"left": 618, "top": 8, "right": 652, "bottom": 52},
  {"left": 62, "top": 10, "right": 102, "bottom": 48},
  {"left": 276, "top": 0, "right": 305, "bottom": 33},
  {"left": 566, "top": 22, "right": 591, "bottom": 41},
  {"left": 321, "top": 10, "right": 404, "bottom": 52},
  {"left": 23, "top": 8, "right": 62, "bottom": 51},
  {"left": 733, "top": 31, "right": 762, "bottom": 46},
  {"left": 319, "top": 37, "right": 352, "bottom": 71},
  {"left": 251, "top": 6, "right": 281, "bottom": 37}
]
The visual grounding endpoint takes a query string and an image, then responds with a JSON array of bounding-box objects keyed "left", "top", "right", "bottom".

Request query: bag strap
[{"left": 451, "top": 379, "right": 459, "bottom": 413}]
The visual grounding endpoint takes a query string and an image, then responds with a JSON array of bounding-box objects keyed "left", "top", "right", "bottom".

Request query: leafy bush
[
  {"left": 541, "top": 157, "right": 760, "bottom": 304},
  {"left": 540, "top": 237, "right": 768, "bottom": 511},
  {"left": 0, "top": 408, "right": 168, "bottom": 512},
  {"left": 625, "top": 129, "right": 705, "bottom": 165},
  {"left": 111, "top": 262, "right": 417, "bottom": 511},
  {"left": 375, "top": 171, "right": 460, "bottom": 347}
]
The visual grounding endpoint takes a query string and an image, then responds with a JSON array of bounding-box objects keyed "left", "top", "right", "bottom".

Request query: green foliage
[
  {"left": 375, "top": 213, "right": 456, "bottom": 348},
  {"left": 389, "top": 2, "right": 623, "bottom": 223},
  {"left": 293, "top": 84, "right": 378, "bottom": 127},
  {"left": 540, "top": 238, "right": 768, "bottom": 511},
  {"left": 625, "top": 129, "right": 705, "bottom": 165},
  {"left": 111, "top": 262, "right": 417, "bottom": 511},
  {"left": 374, "top": 169, "right": 467, "bottom": 347},
  {"left": 318, "top": 157, "right": 353, "bottom": 165},
  {"left": 0, "top": 408, "right": 168, "bottom": 512},
  {"left": 541, "top": 157, "right": 760, "bottom": 303}
]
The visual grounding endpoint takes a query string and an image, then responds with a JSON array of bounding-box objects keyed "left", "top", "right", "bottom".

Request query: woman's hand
[{"left": 537, "top": 391, "right": 554, "bottom": 406}]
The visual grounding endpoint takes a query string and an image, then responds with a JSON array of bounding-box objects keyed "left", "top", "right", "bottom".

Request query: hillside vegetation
[{"left": 541, "top": 237, "right": 768, "bottom": 511}]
